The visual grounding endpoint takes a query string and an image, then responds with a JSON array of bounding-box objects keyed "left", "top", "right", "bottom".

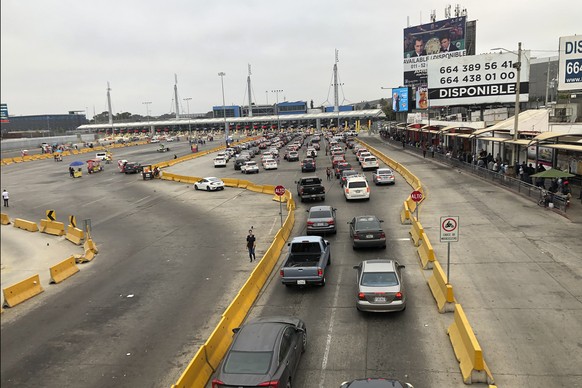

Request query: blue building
[
  {"left": 212, "top": 105, "right": 241, "bottom": 118},
  {"left": 324, "top": 105, "right": 354, "bottom": 112},
  {"left": 277, "top": 101, "right": 307, "bottom": 115}
]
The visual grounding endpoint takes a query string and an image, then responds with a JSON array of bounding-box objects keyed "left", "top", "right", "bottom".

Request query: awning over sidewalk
[{"left": 470, "top": 109, "right": 549, "bottom": 138}]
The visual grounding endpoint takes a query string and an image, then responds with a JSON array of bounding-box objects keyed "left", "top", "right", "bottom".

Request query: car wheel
[
  {"left": 194, "top": 185, "right": 199, "bottom": 190},
  {"left": 320, "top": 276, "right": 326, "bottom": 287},
  {"left": 382, "top": 245, "right": 386, "bottom": 249},
  {"left": 286, "top": 378, "right": 292, "bottom": 388},
  {"left": 301, "top": 329, "right": 307, "bottom": 353},
  {"left": 352, "top": 244, "right": 357, "bottom": 250},
  {"left": 327, "top": 256, "right": 331, "bottom": 266},
  {"left": 206, "top": 187, "right": 210, "bottom": 191}
]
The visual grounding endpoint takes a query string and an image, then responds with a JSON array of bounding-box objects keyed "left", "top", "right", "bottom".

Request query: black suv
[
  {"left": 234, "top": 158, "right": 247, "bottom": 170},
  {"left": 124, "top": 162, "right": 142, "bottom": 174},
  {"left": 301, "top": 158, "right": 316, "bottom": 172}
]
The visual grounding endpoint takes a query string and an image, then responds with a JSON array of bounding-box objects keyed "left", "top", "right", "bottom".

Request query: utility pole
[{"left": 513, "top": 42, "right": 522, "bottom": 168}]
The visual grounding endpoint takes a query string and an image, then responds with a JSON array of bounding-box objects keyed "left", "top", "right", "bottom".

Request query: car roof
[
  {"left": 355, "top": 215, "right": 380, "bottom": 222},
  {"left": 232, "top": 322, "right": 285, "bottom": 352},
  {"left": 361, "top": 260, "right": 396, "bottom": 272},
  {"left": 309, "top": 205, "right": 333, "bottom": 213},
  {"left": 346, "top": 175, "right": 367, "bottom": 182}
]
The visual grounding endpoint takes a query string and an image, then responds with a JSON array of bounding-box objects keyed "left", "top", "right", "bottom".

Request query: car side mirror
[
  {"left": 306, "top": 209, "right": 310, "bottom": 213},
  {"left": 379, "top": 220, "right": 384, "bottom": 223},
  {"left": 352, "top": 265, "right": 359, "bottom": 270},
  {"left": 398, "top": 264, "right": 406, "bottom": 269}
]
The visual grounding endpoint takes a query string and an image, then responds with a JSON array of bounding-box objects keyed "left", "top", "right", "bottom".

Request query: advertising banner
[
  {"left": 558, "top": 35, "right": 582, "bottom": 91},
  {"left": 0, "top": 103, "right": 8, "bottom": 123},
  {"left": 403, "top": 16, "right": 467, "bottom": 86},
  {"left": 391, "top": 88, "right": 410, "bottom": 112},
  {"left": 427, "top": 51, "right": 530, "bottom": 106}
]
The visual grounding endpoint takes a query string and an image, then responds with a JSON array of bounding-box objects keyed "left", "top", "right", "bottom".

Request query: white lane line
[
  {"left": 319, "top": 267, "right": 343, "bottom": 387},
  {"left": 135, "top": 195, "right": 151, "bottom": 204},
  {"left": 83, "top": 198, "right": 103, "bottom": 206}
]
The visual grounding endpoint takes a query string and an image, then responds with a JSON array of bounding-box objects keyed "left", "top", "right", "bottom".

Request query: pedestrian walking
[
  {"left": 246, "top": 229, "right": 256, "bottom": 262},
  {"left": 69, "top": 166, "right": 75, "bottom": 177},
  {"left": 2, "top": 189, "right": 9, "bottom": 207},
  {"left": 326, "top": 167, "right": 332, "bottom": 181}
]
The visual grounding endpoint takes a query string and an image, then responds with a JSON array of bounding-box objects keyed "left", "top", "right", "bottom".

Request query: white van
[
  {"left": 95, "top": 152, "right": 108, "bottom": 160},
  {"left": 344, "top": 176, "right": 370, "bottom": 201}
]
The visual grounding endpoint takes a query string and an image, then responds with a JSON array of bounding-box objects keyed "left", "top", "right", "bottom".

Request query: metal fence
[{"left": 382, "top": 137, "right": 571, "bottom": 212}]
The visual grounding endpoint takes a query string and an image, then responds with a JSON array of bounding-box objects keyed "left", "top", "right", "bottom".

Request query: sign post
[
  {"left": 410, "top": 190, "right": 423, "bottom": 220},
  {"left": 274, "top": 185, "right": 286, "bottom": 228},
  {"left": 440, "top": 216, "right": 459, "bottom": 283}
]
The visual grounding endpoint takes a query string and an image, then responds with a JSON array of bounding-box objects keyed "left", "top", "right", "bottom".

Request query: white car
[
  {"left": 150, "top": 138, "right": 160, "bottom": 143},
  {"left": 241, "top": 161, "right": 259, "bottom": 174},
  {"left": 373, "top": 168, "right": 396, "bottom": 185},
  {"left": 344, "top": 176, "right": 370, "bottom": 201},
  {"left": 358, "top": 152, "right": 372, "bottom": 164},
  {"left": 361, "top": 156, "right": 379, "bottom": 171},
  {"left": 194, "top": 177, "right": 225, "bottom": 191},
  {"left": 263, "top": 158, "right": 278, "bottom": 170},
  {"left": 217, "top": 152, "right": 229, "bottom": 161},
  {"left": 307, "top": 147, "right": 318, "bottom": 157},
  {"left": 214, "top": 157, "right": 227, "bottom": 168}
]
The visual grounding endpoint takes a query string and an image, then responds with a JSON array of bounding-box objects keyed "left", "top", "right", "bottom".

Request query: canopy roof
[{"left": 471, "top": 109, "right": 549, "bottom": 138}]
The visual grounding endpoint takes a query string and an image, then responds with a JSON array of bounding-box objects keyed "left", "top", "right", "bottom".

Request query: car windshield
[
  {"left": 361, "top": 272, "right": 398, "bottom": 287},
  {"left": 356, "top": 218, "right": 381, "bottom": 230},
  {"left": 310, "top": 210, "right": 332, "bottom": 219},
  {"left": 223, "top": 350, "right": 272, "bottom": 374},
  {"left": 377, "top": 169, "right": 393, "bottom": 175}
]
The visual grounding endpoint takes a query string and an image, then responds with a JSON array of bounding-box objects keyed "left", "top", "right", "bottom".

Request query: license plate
[
  {"left": 366, "top": 234, "right": 373, "bottom": 238},
  {"left": 374, "top": 297, "right": 386, "bottom": 303},
  {"left": 317, "top": 223, "right": 326, "bottom": 226},
  {"left": 297, "top": 280, "right": 306, "bottom": 285},
  {"left": 355, "top": 190, "right": 361, "bottom": 193}
]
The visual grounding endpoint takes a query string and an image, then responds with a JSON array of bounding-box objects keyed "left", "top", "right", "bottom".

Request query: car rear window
[
  {"left": 224, "top": 351, "right": 272, "bottom": 374},
  {"left": 356, "top": 218, "right": 381, "bottom": 230},
  {"left": 364, "top": 157, "right": 377, "bottom": 162},
  {"left": 291, "top": 242, "right": 322, "bottom": 253},
  {"left": 377, "top": 169, "right": 393, "bottom": 175},
  {"left": 361, "top": 272, "right": 398, "bottom": 287},
  {"left": 310, "top": 210, "right": 332, "bottom": 219},
  {"left": 348, "top": 181, "right": 367, "bottom": 189},
  {"left": 302, "top": 178, "right": 321, "bottom": 185}
]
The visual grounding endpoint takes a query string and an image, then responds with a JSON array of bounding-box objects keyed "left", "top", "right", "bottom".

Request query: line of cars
[{"left": 212, "top": 131, "right": 412, "bottom": 388}]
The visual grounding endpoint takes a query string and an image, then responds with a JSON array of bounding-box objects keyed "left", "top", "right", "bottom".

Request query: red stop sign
[
  {"left": 411, "top": 190, "right": 423, "bottom": 202},
  {"left": 275, "top": 185, "right": 286, "bottom": 196}
]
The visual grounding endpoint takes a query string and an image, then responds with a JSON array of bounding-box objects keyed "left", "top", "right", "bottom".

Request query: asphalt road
[{"left": 2, "top": 134, "right": 581, "bottom": 388}]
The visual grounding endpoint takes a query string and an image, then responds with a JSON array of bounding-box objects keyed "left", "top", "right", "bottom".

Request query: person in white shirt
[{"left": 2, "top": 189, "right": 9, "bottom": 207}]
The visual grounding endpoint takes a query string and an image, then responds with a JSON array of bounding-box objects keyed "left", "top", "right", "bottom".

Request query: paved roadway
[{"left": 2, "top": 134, "right": 581, "bottom": 388}]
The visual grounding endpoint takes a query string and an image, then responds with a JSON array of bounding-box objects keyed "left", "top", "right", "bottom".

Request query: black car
[
  {"left": 124, "top": 162, "right": 142, "bottom": 174},
  {"left": 340, "top": 378, "right": 413, "bottom": 387},
  {"left": 348, "top": 215, "right": 386, "bottom": 249},
  {"left": 212, "top": 316, "right": 307, "bottom": 388},
  {"left": 301, "top": 158, "right": 316, "bottom": 172},
  {"left": 234, "top": 158, "right": 247, "bottom": 170}
]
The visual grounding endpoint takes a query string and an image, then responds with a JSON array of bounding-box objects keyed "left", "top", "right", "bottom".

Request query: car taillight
[
  {"left": 395, "top": 292, "right": 403, "bottom": 300},
  {"left": 317, "top": 267, "right": 323, "bottom": 277},
  {"left": 380, "top": 232, "right": 385, "bottom": 238},
  {"left": 353, "top": 233, "right": 360, "bottom": 240},
  {"left": 258, "top": 381, "right": 279, "bottom": 387},
  {"left": 280, "top": 270, "right": 284, "bottom": 278},
  {"left": 345, "top": 188, "right": 349, "bottom": 194},
  {"left": 358, "top": 292, "right": 366, "bottom": 300},
  {"left": 327, "top": 220, "right": 335, "bottom": 225},
  {"left": 211, "top": 379, "right": 224, "bottom": 388},
  {"left": 366, "top": 187, "right": 370, "bottom": 192},
  {"left": 307, "top": 221, "right": 314, "bottom": 226}
]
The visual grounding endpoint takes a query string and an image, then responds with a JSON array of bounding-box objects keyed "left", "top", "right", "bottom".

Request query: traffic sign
[
  {"left": 440, "top": 216, "right": 459, "bottom": 242},
  {"left": 46, "top": 209, "right": 56, "bottom": 221},
  {"left": 275, "top": 185, "right": 286, "bottom": 196},
  {"left": 411, "top": 190, "right": 423, "bottom": 202}
]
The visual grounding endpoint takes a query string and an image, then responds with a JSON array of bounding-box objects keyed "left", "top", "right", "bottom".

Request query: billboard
[
  {"left": 403, "top": 16, "right": 467, "bottom": 86},
  {"left": 558, "top": 35, "right": 582, "bottom": 91},
  {"left": 0, "top": 103, "right": 8, "bottom": 123},
  {"left": 427, "top": 51, "right": 530, "bottom": 106},
  {"left": 391, "top": 87, "right": 410, "bottom": 112}
]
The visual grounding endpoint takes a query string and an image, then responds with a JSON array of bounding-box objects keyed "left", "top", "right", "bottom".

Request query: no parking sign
[{"left": 440, "top": 216, "right": 459, "bottom": 242}]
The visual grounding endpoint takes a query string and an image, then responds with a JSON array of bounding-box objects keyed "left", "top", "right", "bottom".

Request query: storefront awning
[
  {"left": 475, "top": 136, "right": 510, "bottom": 142},
  {"left": 541, "top": 143, "right": 582, "bottom": 152}
]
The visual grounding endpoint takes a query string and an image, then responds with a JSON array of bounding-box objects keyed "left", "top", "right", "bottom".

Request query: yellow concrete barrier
[
  {"left": 2, "top": 274, "right": 44, "bottom": 308},
  {"left": 400, "top": 201, "right": 411, "bottom": 224},
  {"left": 417, "top": 233, "right": 436, "bottom": 269},
  {"left": 1, "top": 213, "right": 10, "bottom": 225},
  {"left": 405, "top": 195, "right": 417, "bottom": 213},
  {"left": 49, "top": 256, "right": 80, "bottom": 284},
  {"left": 39, "top": 219, "right": 65, "bottom": 236},
  {"left": 246, "top": 183, "right": 264, "bottom": 193},
  {"left": 273, "top": 194, "right": 287, "bottom": 202},
  {"left": 409, "top": 217, "right": 424, "bottom": 246},
  {"left": 65, "top": 225, "right": 85, "bottom": 245},
  {"left": 13, "top": 218, "right": 39, "bottom": 232},
  {"left": 84, "top": 238, "right": 99, "bottom": 254},
  {"left": 448, "top": 304, "right": 494, "bottom": 384},
  {"left": 427, "top": 261, "right": 456, "bottom": 313},
  {"left": 171, "top": 345, "right": 214, "bottom": 388}
]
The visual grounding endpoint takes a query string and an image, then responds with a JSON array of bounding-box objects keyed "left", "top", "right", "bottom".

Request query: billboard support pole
[{"left": 512, "top": 42, "right": 522, "bottom": 169}]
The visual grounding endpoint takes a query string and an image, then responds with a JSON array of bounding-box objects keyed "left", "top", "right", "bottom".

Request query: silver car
[
  {"left": 373, "top": 168, "right": 396, "bottom": 185},
  {"left": 306, "top": 206, "right": 337, "bottom": 235},
  {"left": 353, "top": 260, "right": 406, "bottom": 312}
]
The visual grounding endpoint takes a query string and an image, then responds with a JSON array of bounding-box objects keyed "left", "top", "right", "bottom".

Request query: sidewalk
[{"left": 372, "top": 134, "right": 582, "bottom": 224}]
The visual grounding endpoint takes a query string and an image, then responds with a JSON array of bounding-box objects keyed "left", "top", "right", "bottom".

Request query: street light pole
[
  {"left": 272, "top": 89, "right": 283, "bottom": 132},
  {"left": 218, "top": 72, "right": 228, "bottom": 146},
  {"left": 183, "top": 97, "right": 192, "bottom": 140},
  {"left": 142, "top": 102, "right": 152, "bottom": 135},
  {"left": 513, "top": 42, "right": 522, "bottom": 168}
]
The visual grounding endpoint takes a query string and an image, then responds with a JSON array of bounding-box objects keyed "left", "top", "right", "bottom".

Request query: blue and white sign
[{"left": 558, "top": 35, "right": 582, "bottom": 92}]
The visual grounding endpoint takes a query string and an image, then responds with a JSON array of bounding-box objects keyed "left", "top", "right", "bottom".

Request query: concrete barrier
[
  {"left": 49, "top": 256, "right": 80, "bottom": 284},
  {"left": 427, "top": 261, "right": 456, "bottom": 313},
  {"left": 1, "top": 213, "right": 10, "bottom": 225},
  {"left": 2, "top": 274, "right": 44, "bottom": 307},
  {"left": 171, "top": 345, "right": 214, "bottom": 388},
  {"left": 400, "top": 201, "right": 411, "bottom": 224},
  {"left": 40, "top": 219, "right": 65, "bottom": 236},
  {"left": 65, "top": 225, "right": 85, "bottom": 245},
  {"left": 409, "top": 217, "right": 424, "bottom": 246},
  {"left": 417, "top": 234, "right": 436, "bottom": 269},
  {"left": 448, "top": 304, "right": 494, "bottom": 384},
  {"left": 405, "top": 195, "right": 418, "bottom": 213},
  {"left": 13, "top": 218, "right": 39, "bottom": 232},
  {"left": 84, "top": 238, "right": 99, "bottom": 254}
]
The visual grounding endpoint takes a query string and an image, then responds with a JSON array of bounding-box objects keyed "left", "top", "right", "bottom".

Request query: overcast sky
[{"left": 1, "top": 0, "right": 578, "bottom": 118}]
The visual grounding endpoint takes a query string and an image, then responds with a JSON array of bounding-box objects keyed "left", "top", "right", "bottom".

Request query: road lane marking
[{"left": 319, "top": 267, "right": 343, "bottom": 387}]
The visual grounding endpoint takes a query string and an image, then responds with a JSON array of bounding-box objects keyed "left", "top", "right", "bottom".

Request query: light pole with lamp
[
  {"left": 142, "top": 101, "right": 152, "bottom": 136},
  {"left": 218, "top": 72, "right": 228, "bottom": 146},
  {"left": 271, "top": 89, "right": 283, "bottom": 132},
  {"left": 183, "top": 97, "right": 192, "bottom": 141},
  {"left": 491, "top": 42, "right": 522, "bottom": 171}
]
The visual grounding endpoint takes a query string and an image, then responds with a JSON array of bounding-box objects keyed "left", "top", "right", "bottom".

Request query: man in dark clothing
[{"left": 246, "top": 230, "right": 256, "bottom": 262}]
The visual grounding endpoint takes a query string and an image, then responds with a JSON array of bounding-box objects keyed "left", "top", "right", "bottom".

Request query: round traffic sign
[
  {"left": 274, "top": 185, "right": 286, "bottom": 196},
  {"left": 441, "top": 217, "right": 458, "bottom": 232},
  {"left": 411, "top": 190, "right": 423, "bottom": 202}
]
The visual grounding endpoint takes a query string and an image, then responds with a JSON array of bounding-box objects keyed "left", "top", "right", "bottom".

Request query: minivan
[{"left": 344, "top": 176, "right": 370, "bottom": 201}]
